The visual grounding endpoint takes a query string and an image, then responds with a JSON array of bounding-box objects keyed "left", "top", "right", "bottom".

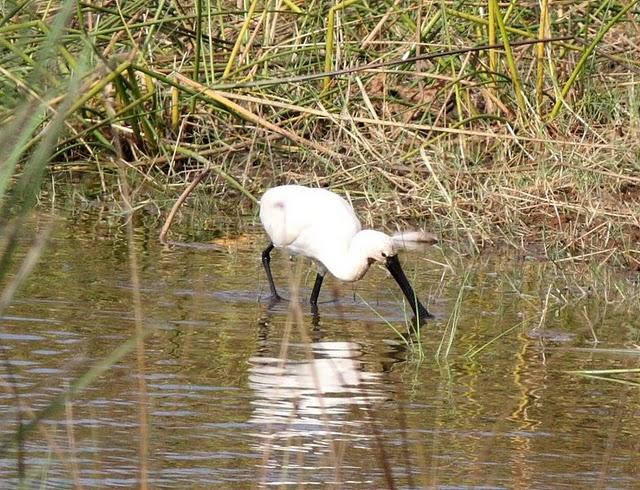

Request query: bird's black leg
[
  {"left": 311, "top": 303, "right": 321, "bottom": 328},
  {"left": 310, "top": 272, "right": 325, "bottom": 306},
  {"left": 310, "top": 273, "right": 323, "bottom": 328},
  {"left": 261, "top": 243, "right": 281, "bottom": 301}
]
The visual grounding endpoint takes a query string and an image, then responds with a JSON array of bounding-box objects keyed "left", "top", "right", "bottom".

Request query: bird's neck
[{"left": 320, "top": 235, "right": 371, "bottom": 282}]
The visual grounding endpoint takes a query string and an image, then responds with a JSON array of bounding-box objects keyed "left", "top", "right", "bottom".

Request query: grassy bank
[{"left": 1, "top": 0, "right": 639, "bottom": 268}]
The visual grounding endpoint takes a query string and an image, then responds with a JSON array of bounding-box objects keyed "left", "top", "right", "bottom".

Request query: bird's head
[
  {"left": 352, "top": 230, "right": 397, "bottom": 265},
  {"left": 350, "top": 229, "right": 432, "bottom": 323}
]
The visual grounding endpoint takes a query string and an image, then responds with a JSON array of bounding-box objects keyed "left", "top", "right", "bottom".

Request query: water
[{"left": 1, "top": 214, "right": 639, "bottom": 488}]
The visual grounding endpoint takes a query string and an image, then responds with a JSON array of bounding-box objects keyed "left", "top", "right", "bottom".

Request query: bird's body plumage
[{"left": 260, "top": 185, "right": 372, "bottom": 281}]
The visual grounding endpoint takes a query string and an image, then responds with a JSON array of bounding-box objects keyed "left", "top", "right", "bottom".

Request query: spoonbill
[{"left": 259, "top": 185, "right": 432, "bottom": 323}]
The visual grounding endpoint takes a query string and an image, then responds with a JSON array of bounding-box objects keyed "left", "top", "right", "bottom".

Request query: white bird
[{"left": 259, "top": 185, "right": 431, "bottom": 323}]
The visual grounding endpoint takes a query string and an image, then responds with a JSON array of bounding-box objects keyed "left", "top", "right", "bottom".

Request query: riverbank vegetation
[{"left": 2, "top": 0, "right": 639, "bottom": 268}]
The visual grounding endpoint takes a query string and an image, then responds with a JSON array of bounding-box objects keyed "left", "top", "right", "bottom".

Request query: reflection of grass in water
[
  {"left": 565, "top": 368, "right": 640, "bottom": 387},
  {"left": 2, "top": 222, "right": 638, "bottom": 486},
  {"left": 256, "top": 255, "right": 637, "bottom": 487}
]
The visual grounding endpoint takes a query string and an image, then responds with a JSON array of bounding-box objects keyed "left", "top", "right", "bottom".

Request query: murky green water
[{"left": 1, "top": 213, "right": 639, "bottom": 488}]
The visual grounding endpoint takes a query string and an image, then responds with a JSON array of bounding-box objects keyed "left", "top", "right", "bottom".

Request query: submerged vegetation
[{"left": 1, "top": 0, "right": 639, "bottom": 267}]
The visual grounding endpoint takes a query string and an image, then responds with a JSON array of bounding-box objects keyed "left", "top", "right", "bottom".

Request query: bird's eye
[{"left": 381, "top": 252, "right": 387, "bottom": 258}]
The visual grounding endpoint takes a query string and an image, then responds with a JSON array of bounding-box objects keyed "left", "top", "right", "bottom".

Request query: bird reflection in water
[{"left": 248, "top": 341, "right": 390, "bottom": 486}]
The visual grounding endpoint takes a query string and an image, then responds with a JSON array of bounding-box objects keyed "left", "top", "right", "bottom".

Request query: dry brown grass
[{"left": 2, "top": 1, "right": 639, "bottom": 268}]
